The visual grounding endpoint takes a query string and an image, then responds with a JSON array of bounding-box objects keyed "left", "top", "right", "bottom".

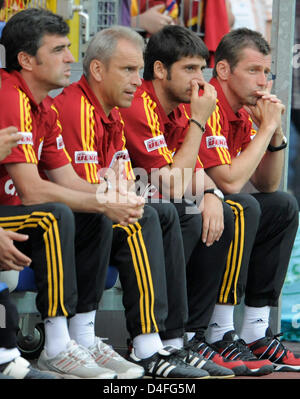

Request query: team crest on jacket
[
  {"left": 206, "top": 135, "right": 228, "bottom": 149},
  {"left": 144, "top": 135, "right": 167, "bottom": 152}
]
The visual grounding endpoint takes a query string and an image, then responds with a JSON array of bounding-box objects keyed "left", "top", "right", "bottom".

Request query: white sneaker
[
  {"left": 1, "top": 356, "right": 57, "bottom": 379},
  {"left": 89, "top": 337, "right": 144, "bottom": 379},
  {"left": 37, "top": 340, "right": 117, "bottom": 379}
]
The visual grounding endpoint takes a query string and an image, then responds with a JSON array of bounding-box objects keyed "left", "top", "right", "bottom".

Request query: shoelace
[
  {"left": 94, "top": 337, "right": 121, "bottom": 359},
  {"left": 263, "top": 332, "right": 288, "bottom": 360},
  {"left": 191, "top": 339, "right": 218, "bottom": 360},
  {"left": 183, "top": 340, "right": 205, "bottom": 363},
  {"left": 224, "top": 339, "right": 257, "bottom": 361},
  {"left": 68, "top": 342, "right": 96, "bottom": 365},
  {"left": 149, "top": 349, "right": 188, "bottom": 378}
]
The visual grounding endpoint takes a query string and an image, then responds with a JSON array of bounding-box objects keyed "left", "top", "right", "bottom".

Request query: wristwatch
[
  {"left": 204, "top": 188, "right": 224, "bottom": 201},
  {"left": 267, "top": 136, "right": 288, "bottom": 152}
]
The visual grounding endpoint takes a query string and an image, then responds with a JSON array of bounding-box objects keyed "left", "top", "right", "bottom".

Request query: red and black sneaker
[
  {"left": 209, "top": 330, "right": 274, "bottom": 376},
  {"left": 248, "top": 327, "right": 300, "bottom": 372},
  {"left": 189, "top": 333, "right": 247, "bottom": 376}
]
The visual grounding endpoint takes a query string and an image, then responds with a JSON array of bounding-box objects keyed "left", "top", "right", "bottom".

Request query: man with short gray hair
[{"left": 54, "top": 25, "right": 234, "bottom": 379}]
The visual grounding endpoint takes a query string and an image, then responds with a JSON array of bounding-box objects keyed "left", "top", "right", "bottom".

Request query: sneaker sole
[
  {"left": 38, "top": 365, "right": 117, "bottom": 379},
  {"left": 245, "top": 365, "right": 274, "bottom": 376},
  {"left": 39, "top": 369, "right": 117, "bottom": 379},
  {"left": 143, "top": 375, "right": 211, "bottom": 379},
  {"left": 117, "top": 371, "right": 145, "bottom": 379},
  {"left": 209, "top": 374, "right": 235, "bottom": 379},
  {"left": 231, "top": 364, "right": 250, "bottom": 376},
  {"left": 273, "top": 364, "right": 300, "bottom": 372}
]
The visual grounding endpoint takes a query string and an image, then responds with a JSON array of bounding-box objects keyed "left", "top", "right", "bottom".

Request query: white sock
[
  {"left": 44, "top": 316, "right": 71, "bottom": 358},
  {"left": 162, "top": 337, "right": 183, "bottom": 349},
  {"left": 240, "top": 305, "right": 270, "bottom": 344},
  {"left": 206, "top": 304, "right": 235, "bottom": 344},
  {"left": 133, "top": 333, "right": 163, "bottom": 359},
  {"left": 0, "top": 347, "right": 20, "bottom": 365},
  {"left": 68, "top": 310, "right": 96, "bottom": 348}
]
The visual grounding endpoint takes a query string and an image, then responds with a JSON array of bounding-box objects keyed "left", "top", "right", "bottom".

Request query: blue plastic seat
[{"left": 15, "top": 265, "right": 119, "bottom": 292}]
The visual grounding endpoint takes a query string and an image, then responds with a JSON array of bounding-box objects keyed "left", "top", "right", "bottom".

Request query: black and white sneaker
[
  {"left": 129, "top": 346, "right": 210, "bottom": 379},
  {"left": 182, "top": 340, "right": 235, "bottom": 379}
]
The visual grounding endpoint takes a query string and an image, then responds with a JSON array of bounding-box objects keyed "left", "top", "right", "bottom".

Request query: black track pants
[
  {"left": 111, "top": 203, "right": 188, "bottom": 339},
  {"left": 218, "top": 191, "right": 299, "bottom": 307},
  {"left": 171, "top": 199, "right": 235, "bottom": 333},
  {"left": 0, "top": 203, "right": 113, "bottom": 319}
]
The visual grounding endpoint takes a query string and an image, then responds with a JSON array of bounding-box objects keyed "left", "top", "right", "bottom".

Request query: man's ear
[
  {"left": 89, "top": 59, "right": 104, "bottom": 82},
  {"left": 216, "top": 60, "right": 231, "bottom": 81},
  {"left": 153, "top": 60, "right": 167, "bottom": 80},
  {"left": 17, "top": 51, "right": 33, "bottom": 71}
]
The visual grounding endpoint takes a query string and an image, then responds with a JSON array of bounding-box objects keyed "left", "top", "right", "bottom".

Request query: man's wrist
[
  {"left": 204, "top": 188, "right": 224, "bottom": 201},
  {"left": 267, "top": 135, "right": 287, "bottom": 152},
  {"left": 99, "top": 176, "right": 112, "bottom": 193},
  {"left": 189, "top": 118, "right": 205, "bottom": 133}
]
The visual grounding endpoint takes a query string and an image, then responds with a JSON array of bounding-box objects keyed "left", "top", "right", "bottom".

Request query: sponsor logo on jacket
[
  {"left": 17, "top": 132, "right": 33, "bottom": 146},
  {"left": 144, "top": 135, "right": 167, "bottom": 152},
  {"left": 206, "top": 135, "right": 228, "bottom": 149},
  {"left": 75, "top": 151, "right": 98, "bottom": 164}
]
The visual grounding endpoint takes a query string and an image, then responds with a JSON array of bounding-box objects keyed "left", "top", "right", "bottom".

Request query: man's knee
[
  {"left": 140, "top": 204, "right": 161, "bottom": 227},
  {"left": 222, "top": 201, "right": 235, "bottom": 239},
  {"left": 149, "top": 201, "right": 180, "bottom": 227},
  {"left": 226, "top": 193, "right": 262, "bottom": 221},
  {"left": 41, "top": 202, "right": 75, "bottom": 231},
  {"left": 269, "top": 191, "right": 299, "bottom": 214},
  {"left": 253, "top": 191, "right": 299, "bottom": 222}
]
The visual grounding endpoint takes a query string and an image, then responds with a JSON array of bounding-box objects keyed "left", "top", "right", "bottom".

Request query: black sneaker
[
  {"left": 183, "top": 338, "right": 235, "bottom": 379},
  {"left": 248, "top": 327, "right": 300, "bottom": 372},
  {"left": 210, "top": 330, "right": 274, "bottom": 376},
  {"left": 129, "top": 346, "right": 210, "bottom": 379},
  {"left": 189, "top": 334, "right": 247, "bottom": 376}
]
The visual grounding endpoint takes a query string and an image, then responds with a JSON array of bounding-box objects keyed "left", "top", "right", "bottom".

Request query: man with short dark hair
[
  {"left": 196, "top": 27, "right": 300, "bottom": 372},
  {"left": 54, "top": 25, "right": 235, "bottom": 379},
  {"left": 0, "top": 8, "right": 145, "bottom": 379},
  {"left": 120, "top": 25, "right": 272, "bottom": 376},
  {"left": 0, "top": 126, "right": 58, "bottom": 379}
]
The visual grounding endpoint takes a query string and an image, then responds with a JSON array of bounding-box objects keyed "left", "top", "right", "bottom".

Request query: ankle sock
[
  {"left": 240, "top": 305, "right": 270, "bottom": 344},
  {"left": 44, "top": 316, "right": 70, "bottom": 358},
  {"left": 161, "top": 337, "right": 183, "bottom": 349},
  {"left": 206, "top": 304, "right": 235, "bottom": 344},
  {"left": 68, "top": 310, "right": 96, "bottom": 349},
  {"left": 133, "top": 333, "right": 163, "bottom": 359}
]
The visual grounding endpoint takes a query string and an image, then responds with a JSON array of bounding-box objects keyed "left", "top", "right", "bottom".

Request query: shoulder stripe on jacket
[
  {"left": 207, "top": 104, "right": 231, "bottom": 164},
  {"left": 18, "top": 90, "right": 37, "bottom": 164},
  {"left": 142, "top": 92, "right": 173, "bottom": 164},
  {"left": 80, "top": 96, "right": 98, "bottom": 183}
]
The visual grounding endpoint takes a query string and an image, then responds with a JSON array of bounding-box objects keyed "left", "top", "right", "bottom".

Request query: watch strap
[
  {"left": 267, "top": 136, "right": 287, "bottom": 152},
  {"left": 204, "top": 188, "right": 224, "bottom": 201}
]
